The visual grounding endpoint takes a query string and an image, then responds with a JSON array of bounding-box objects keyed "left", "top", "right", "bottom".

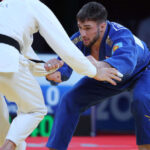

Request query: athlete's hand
[
  {"left": 46, "top": 71, "right": 62, "bottom": 83},
  {"left": 87, "top": 55, "right": 123, "bottom": 85},
  {"left": 94, "top": 67, "right": 122, "bottom": 85},
  {"left": 44, "top": 58, "right": 64, "bottom": 71}
]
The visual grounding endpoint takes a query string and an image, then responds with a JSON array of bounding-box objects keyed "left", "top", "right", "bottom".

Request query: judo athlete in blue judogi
[{"left": 45, "top": 2, "right": 150, "bottom": 150}]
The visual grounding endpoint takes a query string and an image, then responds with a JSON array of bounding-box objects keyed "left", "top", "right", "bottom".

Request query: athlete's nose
[{"left": 80, "top": 30, "right": 87, "bottom": 37}]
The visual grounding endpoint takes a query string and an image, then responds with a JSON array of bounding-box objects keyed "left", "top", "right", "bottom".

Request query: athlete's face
[{"left": 77, "top": 20, "right": 101, "bottom": 47}]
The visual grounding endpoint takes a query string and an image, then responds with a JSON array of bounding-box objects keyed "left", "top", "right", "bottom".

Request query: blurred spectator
[{"left": 137, "top": 17, "right": 150, "bottom": 49}]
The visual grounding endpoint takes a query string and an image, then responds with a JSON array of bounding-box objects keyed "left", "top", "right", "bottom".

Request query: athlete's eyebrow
[
  {"left": 83, "top": 25, "right": 91, "bottom": 27},
  {"left": 78, "top": 24, "right": 91, "bottom": 27}
]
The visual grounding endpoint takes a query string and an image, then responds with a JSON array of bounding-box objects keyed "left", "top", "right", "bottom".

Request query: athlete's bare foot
[{"left": 0, "top": 139, "right": 16, "bottom": 150}]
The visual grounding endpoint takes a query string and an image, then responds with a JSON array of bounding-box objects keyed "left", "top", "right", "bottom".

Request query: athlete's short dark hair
[{"left": 76, "top": 2, "right": 108, "bottom": 23}]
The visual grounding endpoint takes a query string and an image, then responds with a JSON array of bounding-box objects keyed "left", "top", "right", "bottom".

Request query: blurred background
[
  {"left": 7, "top": 0, "right": 150, "bottom": 138},
  {"left": 33, "top": 0, "right": 150, "bottom": 53}
]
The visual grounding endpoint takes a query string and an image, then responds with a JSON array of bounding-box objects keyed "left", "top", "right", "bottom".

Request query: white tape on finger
[
  {"left": 48, "top": 63, "right": 51, "bottom": 67},
  {"left": 117, "top": 71, "right": 123, "bottom": 78}
]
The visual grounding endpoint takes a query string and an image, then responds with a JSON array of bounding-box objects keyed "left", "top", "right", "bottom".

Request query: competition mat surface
[{"left": 26, "top": 134, "right": 138, "bottom": 150}]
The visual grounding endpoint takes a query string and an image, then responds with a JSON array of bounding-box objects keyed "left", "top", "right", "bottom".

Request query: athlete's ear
[{"left": 99, "top": 22, "right": 106, "bottom": 32}]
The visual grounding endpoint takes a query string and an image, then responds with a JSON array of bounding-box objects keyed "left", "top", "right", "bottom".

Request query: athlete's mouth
[{"left": 83, "top": 39, "right": 89, "bottom": 43}]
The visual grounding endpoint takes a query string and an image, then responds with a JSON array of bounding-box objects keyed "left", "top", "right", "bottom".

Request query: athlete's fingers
[
  {"left": 109, "top": 74, "right": 122, "bottom": 82},
  {"left": 50, "top": 59, "right": 63, "bottom": 67},
  {"left": 44, "top": 61, "right": 53, "bottom": 71},
  {"left": 46, "top": 73, "right": 57, "bottom": 80},
  {"left": 105, "top": 77, "right": 117, "bottom": 86},
  {"left": 107, "top": 68, "right": 118, "bottom": 74},
  {"left": 45, "top": 64, "right": 57, "bottom": 71},
  {"left": 117, "top": 71, "right": 123, "bottom": 78},
  {"left": 46, "top": 74, "right": 53, "bottom": 80},
  {"left": 44, "top": 59, "right": 63, "bottom": 71},
  {"left": 59, "top": 60, "right": 64, "bottom": 67},
  {"left": 46, "top": 72, "right": 62, "bottom": 82},
  {"left": 107, "top": 68, "right": 123, "bottom": 78}
]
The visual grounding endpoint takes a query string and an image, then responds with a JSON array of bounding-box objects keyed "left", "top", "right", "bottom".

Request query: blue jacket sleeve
[
  {"left": 57, "top": 57, "right": 73, "bottom": 81},
  {"left": 48, "top": 57, "right": 73, "bottom": 85},
  {"left": 104, "top": 31, "right": 138, "bottom": 78}
]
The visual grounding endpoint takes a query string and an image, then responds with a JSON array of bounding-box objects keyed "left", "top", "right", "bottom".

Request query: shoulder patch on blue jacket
[
  {"left": 112, "top": 42, "right": 123, "bottom": 54},
  {"left": 72, "top": 35, "right": 82, "bottom": 44}
]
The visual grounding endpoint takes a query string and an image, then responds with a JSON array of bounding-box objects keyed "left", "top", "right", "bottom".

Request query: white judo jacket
[{"left": 0, "top": 0, "right": 96, "bottom": 77}]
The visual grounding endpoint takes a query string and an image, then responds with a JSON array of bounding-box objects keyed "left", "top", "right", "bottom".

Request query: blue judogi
[{"left": 47, "top": 21, "right": 150, "bottom": 149}]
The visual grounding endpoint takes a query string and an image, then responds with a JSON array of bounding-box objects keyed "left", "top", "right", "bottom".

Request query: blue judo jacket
[{"left": 57, "top": 21, "right": 150, "bottom": 86}]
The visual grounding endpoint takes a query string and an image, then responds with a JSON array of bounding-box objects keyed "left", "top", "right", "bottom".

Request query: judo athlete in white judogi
[
  {"left": 0, "top": 0, "right": 121, "bottom": 150},
  {"left": 0, "top": 47, "right": 63, "bottom": 150}
]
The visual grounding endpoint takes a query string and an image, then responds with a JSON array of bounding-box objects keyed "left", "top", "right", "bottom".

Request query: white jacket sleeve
[
  {"left": 23, "top": 47, "right": 40, "bottom": 60},
  {"left": 30, "top": 0, "right": 97, "bottom": 78}
]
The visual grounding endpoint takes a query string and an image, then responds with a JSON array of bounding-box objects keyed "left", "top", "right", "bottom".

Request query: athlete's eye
[{"left": 85, "top": 27, "right": 91, "bottom": 30}]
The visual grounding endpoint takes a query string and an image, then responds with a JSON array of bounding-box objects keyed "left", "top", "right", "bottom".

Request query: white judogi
[{"left": 0, "top": 0, "right": 97, "bottom": 149}]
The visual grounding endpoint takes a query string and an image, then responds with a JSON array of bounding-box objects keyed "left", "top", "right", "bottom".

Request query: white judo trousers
[
  {"left": 0, "top": 44, "right": 47, "bottom": 148},
  {"left": 0, "top": 95, "right": 9, "bottom": 147},
  {"left": 0, "top": 96, "right": 26, "bottom": 150}
]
